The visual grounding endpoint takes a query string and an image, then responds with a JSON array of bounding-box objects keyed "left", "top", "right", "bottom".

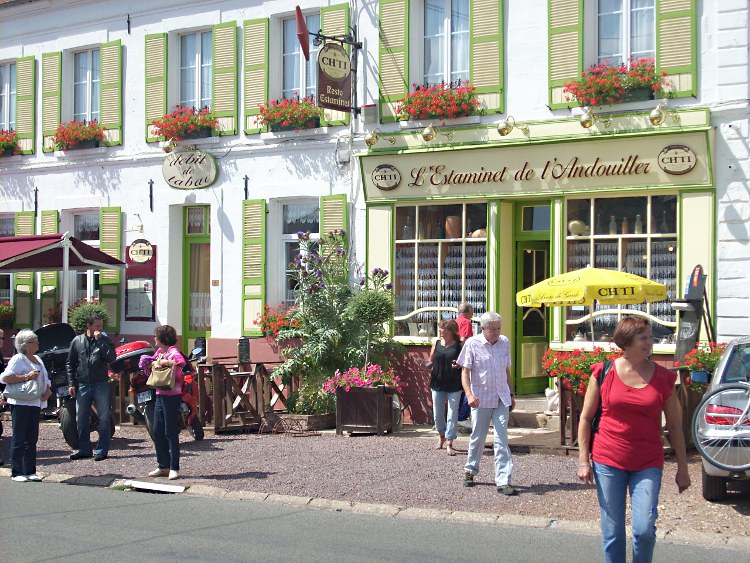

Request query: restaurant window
[
  {"left": 566, "top": 194, "right": 677, "bottom": 342},
  {"left": 423, "top": 0, "right": 469, "bottom": 85},
  {"left": 0, "top": 61, "right": 16, "bottom": 131},
  {"left": 74, "top": 213, "right": 99, "bottom": 241},
  {"left": 73, "top": 48, "right": 100, "bottom": 122},
  {"left": 186, "top": 206, "right": 210, "bottom": 235},
  {"left": 282, "top": 201, "right": 320, "bottom": 305},
  {"left": 394, "top": 203, "right": 487, "bottom": 338},
  {"left": 282, "top": 13, "right": 320, "bottom": 100},
  {"left": 180, "top": 31, "right": 212, "bottom": 109},
  {"left": 72, "top": 212, "right": 101, "bottom": 301},
  {"left": 597, "top": 0, "right": 655, "bottom": 65}
]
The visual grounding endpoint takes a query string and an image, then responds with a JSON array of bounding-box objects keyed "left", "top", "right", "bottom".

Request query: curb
[{"left": 1, "top": 467, "right": 745, "bottom": 551}]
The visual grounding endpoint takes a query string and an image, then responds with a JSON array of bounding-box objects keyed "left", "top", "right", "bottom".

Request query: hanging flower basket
[
  {"left": 0, "top": 300, "right": 15, "bottom": 329},
  {"left": 396, "top": 81, "right": 480, "bottom": 121},
  {"left": 0, "top": 129, "right": 21, "bottom": 156},
  {"left": 54, "top": 120, "right": 106, "bottom": 151},
  {"left": 150, "top": 106, "right": 218, "bottom": 141},
  {"left": 258, "top": 94, "right": 323, "bottom": 132}
]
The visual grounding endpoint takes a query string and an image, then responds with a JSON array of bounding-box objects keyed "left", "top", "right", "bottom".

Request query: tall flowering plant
[
  {"left": 396, "top": 81, "right": 480, "bottom": 121},
  {"left": 150, "top": 106, "right": 218, "bottom": 141},
  {"left": 258, "top": 94, "right": 323, "bottom": 131},
  {"left": 563, "top": 58, "right": 667, "bottom": 107},
  {"left": 542, "top": 347, "right": 621, "bottom": 396},
  {"left": 323, "top": 364, "right": 404, "bottom": 394},
  {"left": 254, "top": 303, "right": 298, "bottom": 338},
  {"left": 674, "top": 342, "right": 728, "bottom": 393},
  {"left": 0, "top": 129, "right": 21, "bottom": 155},
  {"left": 0, "top": 300, "right": 15, "bottom": 328},
  {"left": 54, "top": 120, "right": 106, "bottom": 150}
]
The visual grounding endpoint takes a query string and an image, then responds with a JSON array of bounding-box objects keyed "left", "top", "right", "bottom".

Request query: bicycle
[{"left": 692, "top": 381, "right": 750, "bottom": 473}]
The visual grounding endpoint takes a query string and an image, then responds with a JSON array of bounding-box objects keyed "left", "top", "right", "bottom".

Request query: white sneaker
[
  {"left": 11, "top": 475, "right": 28, "bottom": 482},
  {"left": 168, "top": 470, "right": 179, "bottom": 480},
  {"left": 27, "top": 474, "right": 43, "bottom": 482},
  {"left": 148, "top": 468, "right": 169, "bottom": 477}
]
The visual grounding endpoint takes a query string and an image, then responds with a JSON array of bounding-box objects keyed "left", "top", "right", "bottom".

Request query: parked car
[{"left": 691, "top": 336, "right": 750, "bottom": 501}]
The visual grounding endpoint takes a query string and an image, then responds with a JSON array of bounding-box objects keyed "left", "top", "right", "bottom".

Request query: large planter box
[
  {"left": 279, "top": 412, "right": 335, "bottom": 431},
  {"left": 270, "top": 116, "right": 321, "bottom": 132},
  {"left": 336, "top": 386, "right": 394, "bottom": 435}
]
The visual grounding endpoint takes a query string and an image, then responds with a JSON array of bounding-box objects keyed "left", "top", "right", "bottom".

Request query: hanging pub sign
[
  {"left": 162, "top": 149, "right": 218, "bottom": 190},
  {"left": 125, "top": 241, "right": 157, "bottom": 321},
  {"left": 127, "top": 239, "right": 153, "bottom": 264},
  {"left": 317, "top": 42, "right": 352, "bottom": 112}
]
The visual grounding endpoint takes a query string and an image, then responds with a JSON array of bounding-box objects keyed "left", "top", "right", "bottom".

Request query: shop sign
[
  {"left": 657, "top": 145, "right": 697, "bottom": 175},
  {"left": 128, "top": 239, "right": 153, "bottom": 264},
  {"left": 317, "top": 43, "right": 352, "bottom": 112},
  {"left": 371, "top": 164, "right": 401, "bottom": 190},
  {"left": 162, "top": 149, "right": 218, "bottom": 189}
]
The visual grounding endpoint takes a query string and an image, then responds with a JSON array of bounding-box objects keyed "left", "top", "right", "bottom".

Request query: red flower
[
  {"left": 53, "top": 121, "right": 107, "bottom": 150},
  {"left": 563, "top": 58, "right": 665, "bottom": 107},
  {"left": 150, "top": 106, "right": 218, "bottom": 141},
  {"left": 396, "top": 81, "right": 479, "bottom": 121},
  {"left": 258, "top": 94, "right": 322, "bottom": 132}
]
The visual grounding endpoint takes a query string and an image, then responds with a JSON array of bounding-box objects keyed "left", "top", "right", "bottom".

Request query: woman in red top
[{"left": 577, "top": 317, "right": 690, "bottom": 563}]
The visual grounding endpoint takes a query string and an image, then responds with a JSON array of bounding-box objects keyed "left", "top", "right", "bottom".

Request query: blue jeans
[
  {"left": 464, "top": 405, "right": 513, "bottom": 486},
  {"left": 76, "top": 381, "right": 111, "bottom": 456},
  {"left": 593, "top": 462, "right": 663, "bottom": 563},
  {"left": 153, "top": 394, "right": 181, "bottom": 471},
  {"left": 431, "top": 389, "right": 462, "bottom": 440},
  {"left": 10, "top": 404, "right": 40, "bottom": 477}
]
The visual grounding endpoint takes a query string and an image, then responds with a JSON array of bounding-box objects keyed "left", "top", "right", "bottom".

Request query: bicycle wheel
[{"left": 692, "top": 383, "right": 750, "bottom": 472}]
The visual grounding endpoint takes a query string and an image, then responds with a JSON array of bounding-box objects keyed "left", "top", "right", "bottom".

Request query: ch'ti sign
[
  {"left": 162, "top": 150, "right": 218, "bottom": 189},
  {"left": 317, "top": 42, "right": 352, "bottom": 112}
]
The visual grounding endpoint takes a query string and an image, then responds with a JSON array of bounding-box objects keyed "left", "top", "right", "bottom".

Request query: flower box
[
  {"left": 563, "top": 57, "right": 666, "bottom": 107},
  {"left": 259, "top": 95, "right": 323, "bottom": 132},
  {"left": 183, "top": 126, "right": 214, "bottom": 140},
  {"left": 150, "top": 106, "right": 218, "bottom": 141},
  {"left": 278, "top": 412, "right": 336, "bottom": 431},
  {"left": 270, "top": 116, "right": 320, "bottom": 133},
  {"left": 335, "top": 386, "right": 394, "bottom": 435},
  {"left": 0, "top": 129, "right": 21, "bottom": 156},
  {"left": 65, "top": 139, "right": 99, "bottom": 150},
  {"left": 620, "top": 87, "right": 655, "bottom": 103},
  {"left": 54, "top": 120, "right": 106, "bottom": 151},
  {"left": 397, "top": 81, "right": 480, "bottom": 121}
]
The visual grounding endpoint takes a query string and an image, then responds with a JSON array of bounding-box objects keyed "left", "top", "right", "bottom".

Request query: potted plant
[
  {"left": 150, "top": 106, "right": 218, "bottom": 141},
  {"left": 54, "top": 120, "right": 106, "bottom": 150},
  {"left": 396, "top": 80, "right": 480, "bottom": 121},
  {"left": 66, "top": 298, "right": 110, "bottom": 334},
  {"left": 0, "top": 300, "right": 15, "bottom": 329},
  {"left": 673, "top": 342, "right": 728, "bottom": 394},
  {"left": 45, "top": 301, "right": 63, "bottom": 324},
  {"left": 258, "top": 94, "right": 323, "bottom": 132},
  {"left": 563, "top": 57, "right": 667, "bottom": 107},
  {"left": 0, "top": 129, "right": 21, "bottom": 156},
  {"left": 254, "top": 302, "right": 298, "bottom": 338}
]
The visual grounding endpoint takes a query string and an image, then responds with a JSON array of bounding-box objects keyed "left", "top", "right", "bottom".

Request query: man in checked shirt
[{"left": 457, "top": 311, "right": 517, "bottom": 495}]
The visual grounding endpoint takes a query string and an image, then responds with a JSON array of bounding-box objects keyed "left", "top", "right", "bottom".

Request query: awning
[{"left": 0, "top": 233, "right": 125, "bottom": 272}]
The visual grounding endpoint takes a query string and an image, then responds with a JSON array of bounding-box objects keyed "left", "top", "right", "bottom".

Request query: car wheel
[{"left": 701, "top": 466, "right": 727, "bottom": 502}]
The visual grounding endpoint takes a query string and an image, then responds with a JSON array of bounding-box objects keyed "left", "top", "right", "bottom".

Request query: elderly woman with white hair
[{"left": 0, "top": 329, "right": 52, "bottom": 482}]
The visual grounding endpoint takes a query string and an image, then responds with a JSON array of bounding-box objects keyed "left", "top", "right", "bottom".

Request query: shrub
[{"left": 67, "top": 299, "right": 111, "bottom": 334}]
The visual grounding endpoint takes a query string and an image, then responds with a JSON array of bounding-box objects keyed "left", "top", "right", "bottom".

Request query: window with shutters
[
  {"left": 282, "top": 13, "right": 320, "bottom": 100},
  {"left": 0, "top": 62, "right": 16, "bottom": 131},
  {"left": 0, "top": 216, "right": 13, "bottom": 302},
  {"left": 422, "top": 0, "right": 469, "bottom": 85},
  {"left": 73, "top": 49, "right": 101, "bottom": 122},
  {"left": 281, "top": 201, "right": 320, "bottom": 306},
  {"left": 180, "top": 31, "right": 212, "bottom": 109},
  {"left": 70, "top": 212, "right": 101, "bottom": 301},
  {"left": 593, "top": 0, "right": 655, "bottom": 65}
]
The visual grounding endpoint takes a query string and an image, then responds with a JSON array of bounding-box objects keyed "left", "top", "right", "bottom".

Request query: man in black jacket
[{"left": 66, "top": 314, "right": 116, "bottom": 461}]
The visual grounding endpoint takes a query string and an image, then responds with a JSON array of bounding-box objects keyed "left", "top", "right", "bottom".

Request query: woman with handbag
[
  {"left": 0, "top": 330, "right": 52, "bottom": 482},
  {"left": 429, "top": 319, "right": 463, "bottom": 456},
  {"left": 139, "top": 325, "right": 185, "bottom": 480}
]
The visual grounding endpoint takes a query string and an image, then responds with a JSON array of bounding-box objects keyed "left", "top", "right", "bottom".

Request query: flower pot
[
  {"left": 65, "top": 139, "right": 99, "bottom": 150},
  {"left": 183, "top": 127, "right": 213, "bottom": 140},
  {"left": 269, "top": 117, "right": 321, "bottom": 133},
  {"left": 621, "top": 88, "right": 655, "bottom": 103},
  {"left": 335, "top": 386, "right": 394, "bottom": 435},
  {"left": 1, "top": 147, "right": 18, "bottom": 157}
]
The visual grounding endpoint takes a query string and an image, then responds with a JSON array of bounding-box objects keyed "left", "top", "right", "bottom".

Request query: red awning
[{"left": 0, "top": 233, "right": 126, "bottom": 272}]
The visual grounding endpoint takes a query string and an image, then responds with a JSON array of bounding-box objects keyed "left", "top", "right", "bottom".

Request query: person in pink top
[
  {"left": 577, "top": 317, "right": 690, "bottom": 563},
  {"left": 139, "top": 325, "right": 185, "bottom": 480}
]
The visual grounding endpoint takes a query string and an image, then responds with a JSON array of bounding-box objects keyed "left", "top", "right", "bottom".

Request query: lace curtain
[
  {"left": 74, "top": 214, "right": 100, "bottom": 240},
  {"left": 283, "top": 203, "right": 319, "bottom": 234},
  {"left": 0, "top": 217, "right": 14, "bottom": 237}
]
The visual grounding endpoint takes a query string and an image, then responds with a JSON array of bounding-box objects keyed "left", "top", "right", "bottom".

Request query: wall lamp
[
  {"left": 579, "top": 108, "right": 610, "bottom": 129},
  {"left": 163, "top": 138, "right": 177, "bottom": 153},
  {"left": 421, "top": 123, "right": 453, "bottom": 142},
  {"left": 649, "top": 102, "right": 680, "bottom": 126},
  {"left": 364, "top": 128, "right": 396, "bottom": 147},
  {"left": 497, "top": 116, "right": 529, "bottom": 136}
]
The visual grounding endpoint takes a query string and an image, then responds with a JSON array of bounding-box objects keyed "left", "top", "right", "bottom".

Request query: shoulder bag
[
  {"left": 3, "top": 378, "right": 43, "bottom": 401},
  {"left": 589, "top": 360, "right": 613, "bottom": 448},
  {"left": 146, "top": 355, "right": 175, "bottom": 390}
]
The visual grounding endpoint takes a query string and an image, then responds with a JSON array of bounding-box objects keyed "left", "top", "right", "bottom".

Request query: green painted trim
[
  {"left": 321, "top": 3, "right": 351, "bottom": 127},
  {"left": 145, "top": 33, "right": 168, "bottom": 143},
  {"left": 657, "top": 0, "right": 697, "bottom": 98},
  {"left": 183, "top": 206, "right": 212, "bottom": 339},
  {"left": 378, "top": 0, "right": 410, "bottom": 122},
  {"left": 213, "top": 21, "right": 238, "bottom": 135},
  {"left": 13, "top": 211, "right": 36, "bottom": 327},
  {"left": 41, "top": 51, "right": 61, "bottom": 153},
  {"left": 469, "top": 0, "right": 504, "bottom": 114},
  {"left": 40, "top": 209, "right": 60, "bottom": 318},
  {"left": 243, "top": 18, "right": 269, "bottom": 135},
  {"left": 99, "top": 207, "right": 121, "bottom": 332},
  {"left": 15, "top": 56, "right": 35, "bottom": 155},
  {"left": 240, "top": 200, "right": 266, "bottom": 337},
  {"left": 320, "top": 194, "right": 349, "bottom": 238},
  {"left": 513, "top": 199, "right": 553, "bottom": 242},
  {"left": 99, "top": 40, "right": 122, "bottom": 147},
  {"left": 547, "top": 0, "right": 583, "bottom": 109}
]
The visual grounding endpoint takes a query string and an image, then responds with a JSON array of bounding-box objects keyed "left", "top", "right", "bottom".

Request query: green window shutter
[
  {"left": 470, "top": 0, "right": 504, "bottom": 115},
  {"left": 320, "top": 3, "right": 351, "bottom": 127},
  {"left": 241, "top": 200, "right": 267, "bottom": 336},
  {"left": 657, "top": 0, "right": 696, "bottom": 98},
  {"left": 320, "top": 194, "right": 349, "bottom": 241},
  {"left": 145, "top": 33, "right": 168, "bottom": 142},
  {"left": 15, "top": 56, "right": 35, "bottom": 155},
  {"left": 13, "top": 212, "right": 35, "bottom": 328},
  {"left": 243, "top": 19, "right": 269, "bottom": 135},
  {"left": 213, "top": 21, "right": 238, "bottom": 136},
  {"left": 548, "top": 0, "right": 582, "bottom": 109},
  {"left": 41, "top": 51, "right": 61, "bottom": 153},
  {"left": 379, "top": 0, "right": 410, "bottom": 123},
  {"left": 99, "top": 207, "right": 122, "bottom": 333},
  {"left": 99, "top": 40, "right": 122, "bottom": 146},
  {"left": 40, "top": 210, "right": 59, "bottom": 323}
]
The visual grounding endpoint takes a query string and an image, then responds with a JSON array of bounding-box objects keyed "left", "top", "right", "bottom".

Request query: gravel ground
[{"left": 3, "top": 422, "right": 749, "bottom": 540}]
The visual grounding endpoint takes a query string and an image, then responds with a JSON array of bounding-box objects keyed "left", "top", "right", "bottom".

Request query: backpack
[{"left": 590, "top": 360, "right": 613, "bottom": 448}]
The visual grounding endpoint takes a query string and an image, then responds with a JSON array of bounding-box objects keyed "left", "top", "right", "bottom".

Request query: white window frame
[
  {"left": 72, "top": 48, "right": 100, "bottom": 122},
  {"left": 0, "top": 61, "right": 16, "bottom": 131},
  {"left": 0, "top": 215, "right": 13, "bottom": 303},
  {"left": 281, "top": 12, "right": 321, "bottom": 101},
  {"left": 69, "top": 211, "right": 101, "bottom": 303},
  {"left": 585, "top": 0, "right": 656, "bottom": 67},
  {"left": 280, "top": 200, "right": 320, "bottom": 306},
  {"left": 178, "top": 30, "right": 213, "bottom": 110},
  {"left": 412, "top": 0, "right": 470, "bottom": 88}
]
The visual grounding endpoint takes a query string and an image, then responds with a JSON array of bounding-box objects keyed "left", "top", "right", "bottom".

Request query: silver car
[{"left": 691, "top": 336, "right": 750, "bottom": 501}]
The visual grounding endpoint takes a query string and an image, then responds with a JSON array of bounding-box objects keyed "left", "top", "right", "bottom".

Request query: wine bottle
[
  {"left": 595, "top": 213, "right": 602, "bottom": 235},
  {"left": 621, "top": 216, "right": 629, "bottom": 235},
  {"left": 659, "top": 210, "right": 669, "bottom": 233},
  {"left": 609, "top": 215, "right": 617, "bottom": 235},
  {"left": 634, "top": 214, "right": 643, "bottom": 234},
  {"left": 403, "top": 216, "right": 414, "bottom": 239}
]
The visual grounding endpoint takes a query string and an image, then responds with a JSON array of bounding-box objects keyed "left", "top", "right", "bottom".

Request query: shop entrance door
[
  {"left": 515, "top": 241, "right": 549, "bottom": 395},
  {"left": 183, "top": 206, "right": 211, "bottom": 339}
]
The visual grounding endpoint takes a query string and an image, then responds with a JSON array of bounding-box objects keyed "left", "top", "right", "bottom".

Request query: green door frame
[{"left": 182, "top": 206, "right": 211, "bottom": 341}]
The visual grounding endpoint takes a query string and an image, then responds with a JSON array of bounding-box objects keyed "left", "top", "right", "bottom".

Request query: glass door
[{"left": 183, "top": 207, "right": 211, "bottom": 338}]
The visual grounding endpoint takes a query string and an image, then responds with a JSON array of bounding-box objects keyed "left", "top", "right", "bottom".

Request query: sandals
[
  {"left": 446, "top": 442, "right": 456, "bottom": 456},
  {"left": 437, "top": 436, "right": 446, "bottom": 449}
]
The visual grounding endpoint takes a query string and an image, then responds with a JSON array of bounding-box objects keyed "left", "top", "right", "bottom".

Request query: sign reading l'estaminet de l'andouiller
[{"left": 162, "top": 150, "right": 218, "bottom": 189}]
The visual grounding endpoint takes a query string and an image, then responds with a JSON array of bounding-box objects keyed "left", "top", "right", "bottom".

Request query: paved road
[{"left": 0, "top": 480, "right": 741, "bottom": 562}]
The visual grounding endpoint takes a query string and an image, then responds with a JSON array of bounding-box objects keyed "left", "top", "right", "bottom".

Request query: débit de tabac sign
[
  {"left": 162, "top": 149, "right": 218, "bottom": 189},
  {"left": 317, "top": 42, "right": 352, "bottom": 112}
]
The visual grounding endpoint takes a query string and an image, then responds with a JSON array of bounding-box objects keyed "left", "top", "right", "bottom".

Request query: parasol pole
[{"left": 590, "top": 303, "right": 595, "bottom": 345}]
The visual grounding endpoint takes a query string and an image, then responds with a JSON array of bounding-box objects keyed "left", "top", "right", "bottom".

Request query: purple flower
[{"left": 385, "top": 283, "right": 393, "bottom": 290}]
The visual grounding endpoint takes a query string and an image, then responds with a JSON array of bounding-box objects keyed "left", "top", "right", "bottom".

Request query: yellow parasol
[{"left": 516, "top": 266, "right": 668, "bottom": 342}]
